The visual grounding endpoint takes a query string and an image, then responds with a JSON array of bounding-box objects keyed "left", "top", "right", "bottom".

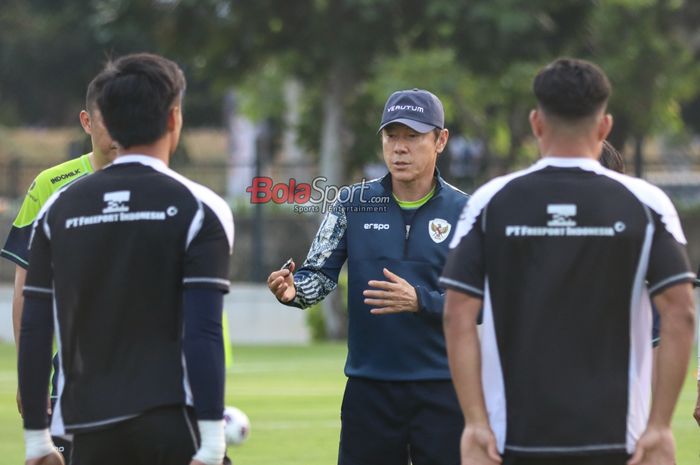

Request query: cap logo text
[{"left": 387, "top": 105, "right": 424, "bottom": 113}]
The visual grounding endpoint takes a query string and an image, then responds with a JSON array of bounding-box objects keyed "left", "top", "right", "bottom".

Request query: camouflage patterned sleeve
[{"left": 289, "top": 206, "right": 348, "bottom": 309}]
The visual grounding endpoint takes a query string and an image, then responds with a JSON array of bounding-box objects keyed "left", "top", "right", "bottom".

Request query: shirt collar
[{"left": 380, "top": 168, "right": 445, "bottom": 195}]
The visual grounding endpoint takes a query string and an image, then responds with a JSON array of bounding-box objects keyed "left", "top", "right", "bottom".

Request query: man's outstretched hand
[{"left": 267, "top": 260, "right": 297, "bottom": 303}]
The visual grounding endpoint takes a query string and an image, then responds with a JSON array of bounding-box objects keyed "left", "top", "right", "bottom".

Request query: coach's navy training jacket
[{"left": 286, "top": 172, "right": 468, "bottom": 381}]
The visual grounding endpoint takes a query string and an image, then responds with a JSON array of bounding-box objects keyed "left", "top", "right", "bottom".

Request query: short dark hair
[
  {"left": 600, "top": 140, "right": 625, "bottom": 173},
  {"left": 85, "top": 75, "right": 103, "bottom": 113},
  {"left": 95, "top": 53, "right": 186, "bottom": 148},
  {"left": 533, "top": 58, "right": 611, "bottom": 120}
]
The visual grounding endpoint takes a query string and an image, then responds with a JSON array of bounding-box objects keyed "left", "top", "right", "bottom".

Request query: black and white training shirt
[
  {"left": 24, "top": 155, "right": 234, "bottom": 434},
  {"left": 440, "top": 157, "right": 694, "bottom": 457}
]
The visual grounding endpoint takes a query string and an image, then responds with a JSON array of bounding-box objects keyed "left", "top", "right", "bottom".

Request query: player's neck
[
  {"left": 88, "top": 152, "right": 109, "bottom": 171},
  {"left": 540, "top": 137, "right": 600, "bottom": 160},
  {"left": 88, "top": 152, "right": 97, "bottom": 170},
  {"left": 542, "top": 152, "right": 598, "bottom": 160},
  {"left": 392, "top": 176, "right": 436, "bottom": 202},
  {"left": 118, "top": 140, "right": 171, "bottom": 166}
]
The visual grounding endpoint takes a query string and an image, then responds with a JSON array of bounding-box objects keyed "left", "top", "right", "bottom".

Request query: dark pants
[
  {"left": 49, "top": 405, "right": 73, "bottom": 465},
  {"left": 72, "top": 405, "right": 199, "bottom": 465},
  {"left": 51, "top": 357, "right": 73, "bottom": 464},
  {"left": 502, "top": 453, "right": 631, "bottom": 465},
  {"left": 52, "top": 436, "right": 72, "bottom": 464},
  {"left": 338, "top": 377, "right": 463, "bottom": 465}
]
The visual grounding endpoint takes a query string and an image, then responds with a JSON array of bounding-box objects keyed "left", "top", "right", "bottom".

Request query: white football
[{"left": 223, "top": 406, "right": 251, "bottom": 446}]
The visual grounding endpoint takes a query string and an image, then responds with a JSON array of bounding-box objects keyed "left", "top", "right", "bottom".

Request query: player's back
[
  {"left": 34, "top": 155, "right": 233, "bottom": 433},
  {"left": 447, "top": 157, "right": 692, "bottom": 455},
  {"left": 488, "top": 162, "right": 650, "bottom": 445}
]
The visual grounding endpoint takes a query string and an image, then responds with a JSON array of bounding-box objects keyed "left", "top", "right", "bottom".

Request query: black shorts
[
  {"left": 338, "top": 377, "right": 463, "bottom": 465},
  {"left": 502, "top": 453, "right": 631, "bottom": 465},
  {"left": 72, "top": 405, "right": 199, "bottom": 465},
  {"left": 50, "top": 391, "right": 72, "bottom": 465},
  {"left": 52, "top": 436, "right": 72, "bottom": 464}
]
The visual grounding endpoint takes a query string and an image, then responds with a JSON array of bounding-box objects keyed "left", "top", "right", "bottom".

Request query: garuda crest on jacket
[{"left": 428, "top": 218, "right": 451, "bottom": 243}]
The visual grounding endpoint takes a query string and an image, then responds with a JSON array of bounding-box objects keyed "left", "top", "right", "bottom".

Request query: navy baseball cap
[{"left": 378, "top": 88, "right": 445, "bottom": 134}]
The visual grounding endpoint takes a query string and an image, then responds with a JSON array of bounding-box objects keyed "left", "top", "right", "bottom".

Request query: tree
[
  {"left": 0, "top": 0, "right": 111, "bottom": 125},
  {"left": 0, "top": 0, "right": 224, "bottom": 126},
  {"left": 168, "top": 0, "right": 474, "bottom": 338}
]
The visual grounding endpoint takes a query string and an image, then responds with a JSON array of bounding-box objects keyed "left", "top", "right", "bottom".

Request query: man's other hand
[{"left": 364, "top": 268, "right": 418, "bottom": 314}]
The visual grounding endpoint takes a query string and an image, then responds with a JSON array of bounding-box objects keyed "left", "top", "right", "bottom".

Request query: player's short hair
[
  {"left": 533, "top": 58, "right": 611, "bottom": 120},
  {"left": 600, "top": 140, "right": 625, "bottom": 173},
  {"left": 95, "top": 53, "right": 186, "bottom": 148},
  {"left": 85, "top": 75, "right": 103, "bottom": 113}
]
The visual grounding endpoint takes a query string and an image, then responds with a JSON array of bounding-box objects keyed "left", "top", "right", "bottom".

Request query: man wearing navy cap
[{"left": 267, "top": 89, "right": 469, "bottom": 465}]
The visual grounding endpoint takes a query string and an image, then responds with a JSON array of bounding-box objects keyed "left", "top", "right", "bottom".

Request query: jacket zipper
[
  {"left": 391, "top": 181, "right": 440, "bottom": 259},
  {"left": 401, "top": 196, "right": 436, "bottom": 259},
  {"left": 403, "top": 224, "right": 411, "bottom": 257}
]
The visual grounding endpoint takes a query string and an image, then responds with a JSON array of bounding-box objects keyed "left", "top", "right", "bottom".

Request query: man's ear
[
  {"left": 598, "top": 113, "right": 613, "bottom": 142},
  {"left": 79, "top": 110, "right": 91, "bottom": 135},
  {"left": 167, "top": 106, "right": 180, "bottom": 131},
  {"left": 436, "top": 128, "right": 449, "bottom": 154},
  {"left": 529, "top": 109, "right": 543, "bottom": 138}
]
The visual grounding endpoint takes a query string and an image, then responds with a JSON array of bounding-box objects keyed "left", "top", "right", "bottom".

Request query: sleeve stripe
[
  {"left": 185, "top": 203, "right": 204, "bottom": 250},
  {"left": 648, "top": 272, "right": 697, "bottom": 294},
  {"left": 0, "top": 249, "right": 29, "bottom": 267},
  {"left": 183, "top": 277, "right": 231, "bottom": 287},
  {"left": 157, "top": 163, "right": 233, "bottom": 250},
  {"left": 23, "top": 286, "right": 53, "bottom": 295},
  {"left": 438, "top": 277, "right": 484, "bottom": 296},
  {"left": 449, "top": 164, "right": 544, "bottom": 249},
  {"left": 590, "top": 166, "right": 688, "bottom": 245}
]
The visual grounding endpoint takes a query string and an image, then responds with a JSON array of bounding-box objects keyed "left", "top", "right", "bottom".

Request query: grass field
[{"left": 0, "top": 343, "right": 698, "bottom": 464}]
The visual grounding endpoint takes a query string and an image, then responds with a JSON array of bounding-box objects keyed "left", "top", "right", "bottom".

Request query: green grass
[
  {"left": 0, "top": 344, "right": 698, "bottom": 464},
  {"left": 671, "top": 358, "right": 699, "bottom": 465},
  {"left": 0, "top": 343, "right": 348, "bottom": 464},
  {"left": 224, "top": 345, "right": 346, "bottom": 464}
]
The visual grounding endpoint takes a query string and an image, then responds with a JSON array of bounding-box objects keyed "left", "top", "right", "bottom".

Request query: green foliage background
[{"left": 1, "top": 0, "right": 700, "bottom": 176}]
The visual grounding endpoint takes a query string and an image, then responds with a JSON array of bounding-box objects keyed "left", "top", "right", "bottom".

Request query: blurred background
[
  {"left": 2, "top": 0, "right": 700, "bottom": 341},
  {"left": 2, "top": 2, "right": 700, "bottom": 463}
]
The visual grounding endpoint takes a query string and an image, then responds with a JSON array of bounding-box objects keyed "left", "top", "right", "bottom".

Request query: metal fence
[
  {"left": 4, "top": 155, "right": 700, "bottom": 284},
  {"left": 0, "top": 160, "right": 233, "bottom": 199}
]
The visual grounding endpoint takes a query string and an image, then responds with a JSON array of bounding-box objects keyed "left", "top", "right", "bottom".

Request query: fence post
[
  {"left": 634, "top": 136, "right": 644, "bottom": 178},
  {"left": 252, "top": 121, "right": 271, "bottom": 282}
]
